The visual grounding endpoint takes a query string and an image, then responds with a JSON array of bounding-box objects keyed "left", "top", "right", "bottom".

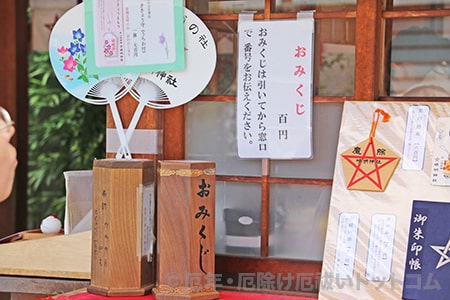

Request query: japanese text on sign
[
  {"left": 408, "top": 211, "right": 428, "bottom": 272},
  {"left": 237, "top": 14, "right": 314, "bottom": 159},
  {"left": 84, "top": 0, "right": 185, "bottom": 74},
  {"left": 195, "top": 178, "right": 212, "bottom": 274}
]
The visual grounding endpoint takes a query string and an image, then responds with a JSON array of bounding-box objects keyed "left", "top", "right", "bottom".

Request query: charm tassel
[{"left": 370, "top": 108, "right": 391, "bottom": 139}]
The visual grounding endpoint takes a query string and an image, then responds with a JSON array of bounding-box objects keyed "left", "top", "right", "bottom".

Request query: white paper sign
[
  {"left": 140, "top": 184, "right": 155, "bottom": 261},
  {"left": 402, "top": 105, "right": 430, "bottom": 171},
  {"left": 334, "top": 212, "right": 359, "bottom": 279},
  {"left": 365, "top": 214, "right": 396, "bottom": 282},
  {"left": 431, "top": 117, "right": 450, "bottom": 185},
  {"left": 236, "top": 13, "right": 314, "bottom": 159}
]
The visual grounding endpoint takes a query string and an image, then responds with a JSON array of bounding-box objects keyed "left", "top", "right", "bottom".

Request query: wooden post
[
  {"left": 153, "top": 160, "right": 219, "bottom": 300},
  {"left": 88, "top": 159, "right": 155, "bottom": 296}
]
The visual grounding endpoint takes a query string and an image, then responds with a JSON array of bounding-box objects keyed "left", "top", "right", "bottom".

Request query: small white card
[
  {"left": 140, "top": 184, "right": 155, "bottom": 262},
  {"left": 431, "top": 117, "right": 450, "bottom": 185},
  {"left": 365, "top": 214, "right": 396, "bottom": 281},
  {"left": 334, "top": 212, "right": 359, "bottom": 279},
  {"left": 402, "top": 105, "right": 430, "bottom": 171}
]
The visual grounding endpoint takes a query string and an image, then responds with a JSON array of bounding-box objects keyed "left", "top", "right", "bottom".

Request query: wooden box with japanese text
[
  {"left": 153, "top": 160, "right": 219, "bottom": 300},
  {"left": 88, "top": 159, "right": 155, "bottom": 296}
]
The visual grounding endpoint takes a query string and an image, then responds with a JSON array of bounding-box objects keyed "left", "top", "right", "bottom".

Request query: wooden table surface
[
  {"left": 0, "top": 231, "right": 91, "bottom": 299},
  {"left": 0, "top": 230, "right": 91, "bottom": 279}
]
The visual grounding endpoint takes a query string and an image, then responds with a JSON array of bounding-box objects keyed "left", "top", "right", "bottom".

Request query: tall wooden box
[
  {"left": 153, "top": 160, "right": 219, "bottom": 300},
  {"left": 88, "top": 159, "right": 155, "bottom": 296}
]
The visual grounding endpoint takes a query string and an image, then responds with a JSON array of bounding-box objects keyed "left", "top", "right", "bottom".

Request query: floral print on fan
[
  {"left": 56, "top": 28, "right": 99, "bottom": 83},
  {"left": 103, "top": 32, "right": 118, "bottom": 58},
  {"left": 159, "top": 33, "right": 169, "bottom": 59}
]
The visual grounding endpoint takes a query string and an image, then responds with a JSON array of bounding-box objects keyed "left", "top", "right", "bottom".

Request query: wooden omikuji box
[
  {"left": 88, "top": 159, "right": 155, "bottom": 296},
  {"left": 153, "top": 160, "right": 219, "bottom": 300}
]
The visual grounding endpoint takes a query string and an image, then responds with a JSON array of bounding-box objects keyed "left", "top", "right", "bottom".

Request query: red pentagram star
[{"left": 342, "top": 138, "right": 399, "bottom": 191}]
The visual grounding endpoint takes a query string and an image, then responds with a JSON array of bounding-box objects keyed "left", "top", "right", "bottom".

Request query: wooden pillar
[
  {"left": 354, "top": 0, "right": 385, "bottom": 100},
  {"left": 154, "top": 160, "right": 219, "bottom": 300},
  {"left": 88, "top": 159, "right": 155, "bottom": 296},
  {"left": 0, "top": 0, "right": 28, "bottom": 236}
]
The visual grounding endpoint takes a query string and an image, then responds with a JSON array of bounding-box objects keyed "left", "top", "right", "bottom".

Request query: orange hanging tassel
[{"left": 370, "top": 108, "right": 391, "bottom": 138}]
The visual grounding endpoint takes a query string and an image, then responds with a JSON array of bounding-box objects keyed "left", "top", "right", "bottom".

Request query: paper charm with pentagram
[{"left": 341, "top": 109, "right": 400, "bottom": 192}]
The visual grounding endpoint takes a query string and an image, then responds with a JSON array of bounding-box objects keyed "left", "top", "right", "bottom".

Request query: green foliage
[{"left": 27, "top": 51, "right": 106, "bottom": 229}]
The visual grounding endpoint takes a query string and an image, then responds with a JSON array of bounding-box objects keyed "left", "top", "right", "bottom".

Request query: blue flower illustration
[
  {"left": 57, "top": 27, "right": 98, "bottom": 83},
  {"left": 73, "top": 28, "right": 85, "bottom": 42},
  {"left": 68, "top": 42, "right": 80, "bottom": 56}
]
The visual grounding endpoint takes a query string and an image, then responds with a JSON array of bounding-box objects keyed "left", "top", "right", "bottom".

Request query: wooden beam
[
  {"left": 215, "top": 255, "right": 321, "bottom": 296},
  {"left": 354, "top": 0, "right": 384, "bottom": 100}
]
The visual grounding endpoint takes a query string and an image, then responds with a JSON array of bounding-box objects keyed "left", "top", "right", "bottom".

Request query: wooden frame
[{"left": 1, "top": 0, "right": 450, "bottom": 298}]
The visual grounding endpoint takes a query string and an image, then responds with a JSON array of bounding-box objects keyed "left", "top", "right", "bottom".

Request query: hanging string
[{"left": 369, "top": 108, "right": 391, "bottom": 138}]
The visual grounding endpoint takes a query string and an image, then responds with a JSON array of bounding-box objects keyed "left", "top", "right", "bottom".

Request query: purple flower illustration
[
  {"left": 159, "top": 34, "right": 166, "bottom": 45},
  {"left": 159, "top": 33, "right": 169, "bottom": 58}
]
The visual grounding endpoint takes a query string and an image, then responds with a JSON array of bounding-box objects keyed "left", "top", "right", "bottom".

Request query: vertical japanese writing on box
[{"left": 408, "top": 212, "right": 427, "bottom": 271}]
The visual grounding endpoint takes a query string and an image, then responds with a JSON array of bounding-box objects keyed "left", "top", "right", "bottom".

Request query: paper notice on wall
[
  {"left": 236, "top": 12, "right": 314, "bottom": 159},
  {"left": 84, "top": 0, "right": 185, "bottom": 74}
]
